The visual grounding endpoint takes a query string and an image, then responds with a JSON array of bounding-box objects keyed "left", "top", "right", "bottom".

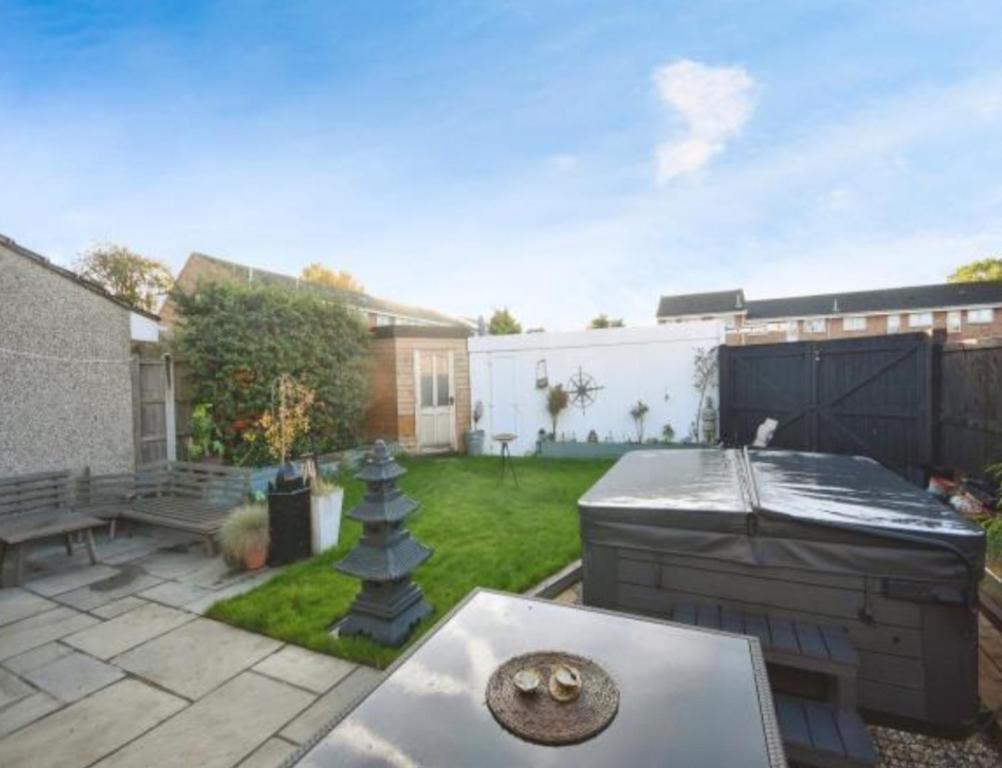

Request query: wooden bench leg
[
  {"left": 84, "top": 530, "right": 98, "bottom": 565},
  {"left": 64, "top": 534, "right": 74, "bottom": 557},
  {"left": 203, "top": 535, "right": 215, "bottom": 557},
  {"left": 0, "top": 540, "right": 7, "bottom": 587},
  {"left": 109, "top": 519, "right": 117, "bottom": 541},
  {"left": 11, "top": 543, "right": 25, "bottom": 587}
]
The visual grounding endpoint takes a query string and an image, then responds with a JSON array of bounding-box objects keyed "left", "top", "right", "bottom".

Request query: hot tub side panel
[{"left": 578, "top": 510, "right": 979, "bottom": 732}]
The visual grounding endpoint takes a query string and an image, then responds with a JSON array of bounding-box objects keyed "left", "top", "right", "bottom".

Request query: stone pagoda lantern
[{"left": 335, "top": 440, "right": 432, "bottom": 646}]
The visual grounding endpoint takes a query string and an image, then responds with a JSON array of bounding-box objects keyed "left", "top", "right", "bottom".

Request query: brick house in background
[
  {"left": 161, "top": 251, "right": 474, "bottom": 330},
  {"left": 656, "top": 282, "right": 1002, "bottom": 345}
]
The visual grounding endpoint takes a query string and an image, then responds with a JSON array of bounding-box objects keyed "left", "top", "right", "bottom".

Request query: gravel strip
[{"left": 870, "top": 724, "right": 1001, "bottom": 767}]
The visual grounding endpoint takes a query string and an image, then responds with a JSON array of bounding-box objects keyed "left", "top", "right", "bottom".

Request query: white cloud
[{"left": 653, "top": 59, "right": 756, "bottom": 182}]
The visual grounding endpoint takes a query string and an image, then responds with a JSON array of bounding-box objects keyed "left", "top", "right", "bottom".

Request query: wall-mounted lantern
[{"left": 535, "top": 359, "right": 548, "bottom": 389}]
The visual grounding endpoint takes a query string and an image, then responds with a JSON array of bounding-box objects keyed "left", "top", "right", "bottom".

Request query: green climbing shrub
[{"left": 172, "top": 280, "right": 370, "bottom": 465}]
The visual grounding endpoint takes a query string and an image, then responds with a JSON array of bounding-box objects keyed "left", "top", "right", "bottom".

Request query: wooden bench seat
[
  {"left": 0, "top": 470, "right": 106, "bottom": 587},
  {"left": 82, "top": 461, "right": 251, "bottom": 555}
]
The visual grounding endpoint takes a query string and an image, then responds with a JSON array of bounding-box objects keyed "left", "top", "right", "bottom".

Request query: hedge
[{"left": 172, "top": 280, "right": 370, "bottom": 465}]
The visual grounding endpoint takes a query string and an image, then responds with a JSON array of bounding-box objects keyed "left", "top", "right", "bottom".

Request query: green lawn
[{"left": 207, "top": 455, "right": 612, "bottom": 668}]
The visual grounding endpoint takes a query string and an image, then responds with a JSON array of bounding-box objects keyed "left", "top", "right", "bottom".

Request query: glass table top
[{"left": 292, "top": 590, "right": 782, "bottom": 767}]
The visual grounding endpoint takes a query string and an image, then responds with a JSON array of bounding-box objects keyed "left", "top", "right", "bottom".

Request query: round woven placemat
[{"left": 485, "top": 651, "right": 619, "bottom": 746}]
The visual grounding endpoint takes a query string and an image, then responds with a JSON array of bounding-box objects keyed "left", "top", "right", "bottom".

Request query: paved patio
[{"left": 0, "top": 528, "right": 382, "bottom": 768}]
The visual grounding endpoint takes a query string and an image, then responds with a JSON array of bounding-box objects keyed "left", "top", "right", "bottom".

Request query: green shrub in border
[{"left": 172, "top": 280, "right": 370, "bottom": 465}]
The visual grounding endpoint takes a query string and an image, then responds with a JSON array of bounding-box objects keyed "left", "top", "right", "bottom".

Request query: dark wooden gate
[{"left": 719, "top": 333, "right": 934, "bottom": 478}]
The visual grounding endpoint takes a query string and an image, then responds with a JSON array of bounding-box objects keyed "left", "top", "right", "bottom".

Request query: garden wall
[
  {"left": 0, "top": 240, "right": 137, "bottom": 475},
  {"left": 468, "top": 322, "right": 725, "bottom": 455}
]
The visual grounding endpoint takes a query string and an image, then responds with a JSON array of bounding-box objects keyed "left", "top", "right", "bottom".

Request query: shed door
[{"left": 416, "top": 350, "right": 455, "bottom": 450}]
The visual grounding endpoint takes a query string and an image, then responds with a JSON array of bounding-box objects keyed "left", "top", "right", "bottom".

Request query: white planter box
[{"left": 311, "top": 488, "right": 344, "bottom": 554}]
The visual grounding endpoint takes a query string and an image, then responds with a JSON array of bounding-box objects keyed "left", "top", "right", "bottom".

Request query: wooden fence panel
[{"left": 938, "top": 340, "right": 1002, "bottom": 477}]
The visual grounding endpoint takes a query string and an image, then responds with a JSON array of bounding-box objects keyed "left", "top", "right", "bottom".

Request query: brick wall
[{"left": 725, "top": 307, "right": 1002, "bottom": 346}]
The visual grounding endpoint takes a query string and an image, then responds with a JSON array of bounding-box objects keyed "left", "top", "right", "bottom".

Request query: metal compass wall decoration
[{"left": 567, "top": 366, "right": 603, "bottom": 412}]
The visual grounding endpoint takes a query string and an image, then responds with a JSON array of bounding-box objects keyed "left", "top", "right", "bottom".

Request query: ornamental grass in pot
[{"left": 220, "top": 504, "right": 270, "bottom": 571}]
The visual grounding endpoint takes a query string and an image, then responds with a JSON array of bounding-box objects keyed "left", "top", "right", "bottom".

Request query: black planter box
[{"left": 267, "top": 471, "right": 312, "bottom": 566}]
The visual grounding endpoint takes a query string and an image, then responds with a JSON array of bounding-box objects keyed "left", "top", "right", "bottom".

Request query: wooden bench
[
  {"left": 0, "top": 471, "right": 107, "bottom": 587},
  {"left": 83, "top": 461, "right": 251, "bottom": 555}
]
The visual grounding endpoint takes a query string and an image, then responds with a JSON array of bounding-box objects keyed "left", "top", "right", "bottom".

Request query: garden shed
[
  {"left": 0, "top": 233, "right": 164, "bottom": 476},
  {"left": 366, "top": 325, "right": 473, "bottom": 452}
]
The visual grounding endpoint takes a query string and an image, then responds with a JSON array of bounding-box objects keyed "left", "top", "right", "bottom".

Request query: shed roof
[{"left": 0, "top": 233, "right": 160, "bottom": 320}]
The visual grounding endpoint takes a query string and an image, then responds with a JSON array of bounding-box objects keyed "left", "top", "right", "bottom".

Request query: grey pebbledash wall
[{"left": 0, "top": 243, "right": 135, "bottom": 476}]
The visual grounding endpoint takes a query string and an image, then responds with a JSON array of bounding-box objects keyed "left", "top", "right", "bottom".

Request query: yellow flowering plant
[{"left": 254, "top": 375, "right": 316, "bottom": 464}]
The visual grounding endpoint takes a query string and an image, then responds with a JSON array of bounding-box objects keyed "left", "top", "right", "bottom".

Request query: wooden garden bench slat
[
  {"left": 0, "top": 471, "right": 105, "bottom": 587},
  {"left": 81, "top": 461, "right": 251, "bottom": 555}
]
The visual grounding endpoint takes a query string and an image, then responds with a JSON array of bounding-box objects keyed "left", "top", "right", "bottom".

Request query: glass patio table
[{"left": 288, "top": 589, "right": 786, "bottom": 767}]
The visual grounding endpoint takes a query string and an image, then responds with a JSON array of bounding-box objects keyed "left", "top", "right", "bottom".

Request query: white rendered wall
[{"left": 468, "top": 322, "right": 725, "bottom": 455}]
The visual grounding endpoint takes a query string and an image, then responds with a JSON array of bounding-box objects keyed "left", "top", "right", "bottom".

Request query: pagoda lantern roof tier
[
  {"left": 348, "top": 493, "right": 420, "bottom": 524},
  {"left": 336, "top": 536, "right": 432, "bottom": 582},
  {"left": 354, "top": 441, "right": 406, "bottom": 483}
]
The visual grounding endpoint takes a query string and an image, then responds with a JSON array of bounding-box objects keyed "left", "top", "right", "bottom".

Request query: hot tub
[{"left": 578, "top": 448, "right": 985, "bottom": 732}]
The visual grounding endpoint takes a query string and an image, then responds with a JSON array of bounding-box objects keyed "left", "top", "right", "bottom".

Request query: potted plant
[
  {"left": 465, "top": 401, "right": 486, "bottom": 456},
  {"left": 310, "top": 472, "right": 344, "bottom": 554},
  {"left": 187, "top": 404, "right": 225, "bottom": 464},
  {"left": 630, "top": 400, "right": 650, "bottom": 442},
  {"left": 220, "top": 504, "right": 270, "bottom": 570},
  {"left": 547, "top": 385, "right": 569, "bottom": 440}
]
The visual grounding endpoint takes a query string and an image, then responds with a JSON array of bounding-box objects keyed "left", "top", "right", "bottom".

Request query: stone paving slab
[
  {"left": 0, "top": 588, "right": 58, "bottom": 627},
  {"left": 55, "top": 571, "right": 164, "bottom": 612},
  {"left": 177, "top": 558, "right": 252, "bottom": 589},
  {"left": 136, "top": 550, "right": 214, "bottom": 580},
  {"left": 25, "top": 564, "right": 120, "bottom": 597},
  {"left": 114, "top": 618, "right": 282, "bottom": 700},
  {"left": 280, "top": 666, "right": 384, "bottom": 745},
  {"left": 1, "top": 640, "right": 74, "bottom": 675},
  {"left": 138, "top": 579, "right": 212, "bottom": 608},
  {"left": 0, "top": 666, "right": 34, "bottom": 708},
  {"left": 0, "top": 690, "right": 62, "bottom": 739},
  {"left": 24, "top": 649, "right": 124, "bottom": 703},
  {"left": 238, "top": 737, "right": 298, "bottom": 768},
  {"left": 0, "top": 606, "right": 99, "bottom": 660},
  {"left": 63, "top": 602, "right": 194, "bottom": 660},
  {"left": 253, "top": 644, "right": 357, "bottom": 695},
  {"left": 96, "top": 671, "right": 314, "bottom": 768},
  {"left": 91, "top": 595, "right": 148, "bottom": 619},
  {"left": 0, "top": 678, "right": 186, "bottom": 768}
]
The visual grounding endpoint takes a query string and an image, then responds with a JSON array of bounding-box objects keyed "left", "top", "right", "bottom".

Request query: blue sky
[{"left": 2, "top": 1, "right": 1001, "bottom": 329}]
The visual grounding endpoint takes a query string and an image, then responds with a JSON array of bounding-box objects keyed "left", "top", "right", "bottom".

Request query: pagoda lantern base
[{"left": 337, "top": 579, "right": 431, "bottom": 647}]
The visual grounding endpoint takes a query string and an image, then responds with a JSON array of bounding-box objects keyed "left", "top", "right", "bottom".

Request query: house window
[
  {"left": 909, "top": 312, "right": 933, "bottom": 327},
  {"left": 967, "top": 308, "right": 994, "bottom": 324},
  {"left": 947, "top": 311, "right": 962, "bottom": 333},
  {"left": 887, "top": 314, "right": 901, "bottom": 332},
  {"left": 785, "top": 321, "right": 799, "bottom": 342},
  {"left": 843, "top": 316, "right": 867, "bottom": 331},
  {"left": 805, "top": 318, "right": 826, "bottom": 334}
]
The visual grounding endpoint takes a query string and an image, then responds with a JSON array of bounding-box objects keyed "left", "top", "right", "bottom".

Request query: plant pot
[
  {"left": 244, "top": 540, "right": 268, "bottom": 570},
  {"left": 311, "top": 487, "right": 344, "bottom": 554},
  {"left": 465, "top": 429, "right": 486, "bottom": 456}
]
